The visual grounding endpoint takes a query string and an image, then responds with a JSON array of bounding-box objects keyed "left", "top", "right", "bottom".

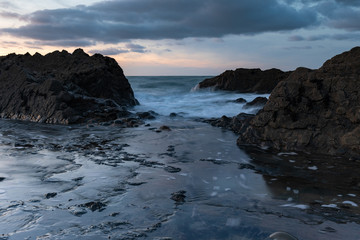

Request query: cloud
[
  {"left": 0, "top": 1, "right": 16, "bottom": 9},
  {"left": 334, "top": 0, "right": 360, "bottom": 6},
  {"left": 89, "top": 48, "right": 129, "bottom": 55},
  {"left": 1, "top": 0, "right": 318, "bottom": 45},
  {"left": 25, "top": 39, "right": 96, "bottom": 47},
  {"left": 289, "top": 33, "right": 360, "bottom": 41},
  {"left": 125, "top": 43, "right": 149, "bottom": 53},
  {"left": 288, "top": 35, "right": 305, "bottom": 41},
  {"left": 0, "top": 11, "right": 25, "bottom": 20},
  {"left": 89, "top": 43, "right": 149, "bottom": 55},
  {"left": 314, "top": 0, "right": 360, "bottom": 31},
  {"left": 284, "top": 46, "right": 312, "bottom": 50},
  {"left": 282, "top": 0, "right": 360, "bottom": 30}
]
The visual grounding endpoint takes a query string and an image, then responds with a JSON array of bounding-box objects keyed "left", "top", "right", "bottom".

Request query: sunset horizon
[{"left": 1, "top": 0, "right": 359, "bottom": 75}]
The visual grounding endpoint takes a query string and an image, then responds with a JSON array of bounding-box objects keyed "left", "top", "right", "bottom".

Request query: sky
[{"left": 0, "top": 0, "right": 359, "bottom": 76}]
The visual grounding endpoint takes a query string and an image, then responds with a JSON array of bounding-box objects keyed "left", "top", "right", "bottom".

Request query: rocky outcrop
[
  {"left": 198, "top": 68, "right": 291, "bottom": 93},
  {"left": 243, "top": 97, "right": 268, "bottom": 109},
  {"left": 0, "top": 49, "right": 138, "bottom": 124},
  {"left": 205, "top": 113, "right": 254, "bottom": 134},
  {"left": 238, "top": 47, "right": 360, "bottom": 157}
]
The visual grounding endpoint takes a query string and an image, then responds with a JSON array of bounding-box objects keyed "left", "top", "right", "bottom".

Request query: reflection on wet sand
[{"left": 1, "top": 119, "right": 360, "bottom": 239}]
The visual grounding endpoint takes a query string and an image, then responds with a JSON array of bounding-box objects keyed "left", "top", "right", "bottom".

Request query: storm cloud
[{"left": 2, "top": 0, "right": 318, "bottom": 44}]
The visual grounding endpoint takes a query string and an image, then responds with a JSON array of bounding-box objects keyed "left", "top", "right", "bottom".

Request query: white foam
[
  {"left": 321, "top": 204, "right": 338, "bottom": 208},
  {"left": 281, "top": 203, "right": 309, "bottom": 209},
  {"left": 348, "top": 193, "right": 357, "bottom": 197},
  {"left": 308, "top": 166, "right": 318, "bottom": 170},
  {"left": 343, "top": 201, "right": 358, "bottom": 207},
  {"left": 278, "top": 152, "right": 298, "bottom": 156}
]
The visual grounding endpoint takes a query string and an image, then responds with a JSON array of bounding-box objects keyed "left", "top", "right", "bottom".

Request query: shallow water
[
  {"left": 1, "top": 118, "right": 360, "bottom": 240},
  {"left": 128, "top": 76, "right": 268, "bottom": 118},
  {"left": 1, "top": 76, "right": 360, "bottom": 239}
]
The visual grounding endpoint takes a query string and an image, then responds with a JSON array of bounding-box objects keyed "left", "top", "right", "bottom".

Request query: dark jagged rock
[
  {"left": 204, "top": 113, "right": 254, "bottom": 134},
  {"left": 170, "top": 190, "right": 186, "bottom": 203},
  {"left": 243, "top": 97, "right": 268, "bottom": 109},
  {"left": 44, "top": 192, "right": 57, "bottom": 199},
  {"left": 79, "top": 201, "right": 107, "bottom": 212},
  {"left": 0, "top": 49, "right": 138, "bottom": 124},
  {"left": 234, "top": 97, "right": 247, "bottom": 103},
  {"left": 198, "top": 68, "right": 291, "bottom": 93},
  {"left": 164, "top": 166, "right": 181, "bottom": 173},
  {"left": 238, "top": 47, "right": 360, "bottom": 157},
  {"left": 136, "top": 111, "right": 157, "bottom": 120}
]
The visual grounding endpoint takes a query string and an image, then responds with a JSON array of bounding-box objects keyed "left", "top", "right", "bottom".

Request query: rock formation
[
  {"left": 243, "top": 97, "right": 268, "bottom": 109},
  {"left": 198, "top": 68, "right": 291, "bottom": 93},
  {"left": 0, "top": 49, "right": 138, "bottom": 124},
  {"left": 238, "top": 47, "right": 360, "bottom": 157}
]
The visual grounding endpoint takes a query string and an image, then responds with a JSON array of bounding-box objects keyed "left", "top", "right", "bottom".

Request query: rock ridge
[
  {"left": 198, "top": 68, "right": 291, "bottom": 93},
  {"left": 237, "top": 46, "right": 360, "bottom": 157},
  {"left": 0, "top": 49, "right": 138, "bottom": 124}
]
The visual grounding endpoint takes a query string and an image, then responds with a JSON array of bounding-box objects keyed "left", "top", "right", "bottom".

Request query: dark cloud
[
  {"left": 89, "top": 43, "right": 149, "bottom": 55},
  {"left": 334, "top": 0, "right": 360, "bottom": 6},
  {"left": 288, "top": 33, "right": 360, "bottom": 41},
  {"left": 25, "top": 39, "right": 96, "bottom": 47},
  {"left": 284, "top": 46, "right": 312, "bottom": 50},
  {"left": 125, "top": 43, "right": 149, "bottom": 53},
  {"left": 1, "top": 0, "right": 318, "bottom": 45},
  {"left": 282, "top": 0, "right": 360, "bottom": 30},
  {"left": 89, "top": 48, "right": 129, "bottom": 55},
  {"left": 327, "top": 8, "right": 360, "bottom": 31},
  {"left": 288, "top": 35, "right": 305, "bottom": 41},
  {"left": 313, "top": 0, "right": 360, "bottom": 31},
  {"left": 0, "top": 11, "right": 25, "bottom": 20}
]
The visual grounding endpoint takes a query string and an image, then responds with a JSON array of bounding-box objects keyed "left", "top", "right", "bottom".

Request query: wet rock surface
[
  {"left": 170, "top": 190, "right": 186, "bottom": 203},
  {"left": 204, "top": 113, "right": 254, "bottom": 134},
  {"left": 243, "top": 96, "right": 268, "bottom": 109},
  {"left": 198, "top": 68, "right": 291, "bottom": 93},
  {"left": 237, "top": 47, "right": 360, "bottom": 157},
  {"left": 0, "top": 49, "right": 138, "bottom": 124},
  {"left": 0, "top": 119, "right": 360, "bottom": 239}
]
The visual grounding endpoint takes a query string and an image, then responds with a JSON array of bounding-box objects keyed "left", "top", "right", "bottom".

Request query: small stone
[
  {"left": 171, "top": 190, "right": 186, "bottom": 203},
  {"left": 44, "top": 192, "right": 57, "bottom": 199},
  {"left": 234, "top": 98, "right": 247, "bottom": 103},
  {"left": 159, "top": 125, "right": 171, "bottom": 131},
  {"left": 164, "top": 166, "right": 181, "bottom": 173}
]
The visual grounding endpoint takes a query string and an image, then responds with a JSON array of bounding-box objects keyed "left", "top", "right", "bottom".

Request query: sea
[{"left": 0, "top": 76, "right": 359, "bottom": 240}]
